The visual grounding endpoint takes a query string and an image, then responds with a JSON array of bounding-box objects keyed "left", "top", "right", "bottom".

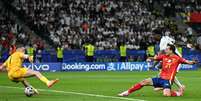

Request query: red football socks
[
  {"left": 128, "top": 83, "right": 143, "bottom": 93},
  {"left": 127, "top": 83, "right": 183, "bottom": 97},
  {"left": 171, "top": 91, "right": 182, "bottom": 97},
  {"left": 171, "top": 91, "right": 177, "bottom": 96}
]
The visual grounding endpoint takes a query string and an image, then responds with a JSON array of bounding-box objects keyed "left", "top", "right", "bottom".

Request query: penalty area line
[{"left": 0, "top": 86, "right": 146, "bottom": 101}]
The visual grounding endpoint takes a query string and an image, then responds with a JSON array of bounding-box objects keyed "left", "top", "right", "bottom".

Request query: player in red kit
[{"left": 118, "top": 44, "right": 197, "bottom": 97}]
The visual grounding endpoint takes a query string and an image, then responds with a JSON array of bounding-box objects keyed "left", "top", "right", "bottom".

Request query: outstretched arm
[
  {"left": 179, "top": 56, "right": 197, "bottom": 65},
  {"left": 184, "top": 60, "right": 197, "bottom": 65},
  {"left": 147, "top": 55, "right": 161, "bottom": 62}
]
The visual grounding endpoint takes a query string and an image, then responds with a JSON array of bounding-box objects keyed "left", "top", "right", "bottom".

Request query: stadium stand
[
  {"left": 11, "top": 0, "right": 187, "bottom": 49},
  {"left": 0, "top": 0, "right": 200, "bottom": 63}
]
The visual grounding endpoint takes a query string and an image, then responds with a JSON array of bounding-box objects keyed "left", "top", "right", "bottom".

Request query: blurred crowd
[
  {"left": 174, "top": 0, "right": 201, "bottom": 22},
  {"left": 0, "top": 8, "right": 28, "bottom": 52},
  {"left": 11, "top": 0, "right": 192, "bottom": 50},
  {"left": 0, "top": 7, "right": 45, "bottom": 54},
  {"left": 161, "top": 0, "right": 201, "bottom": 49},
  {"left": 0, "top": 0, "right": 199, "bottom": 52}
]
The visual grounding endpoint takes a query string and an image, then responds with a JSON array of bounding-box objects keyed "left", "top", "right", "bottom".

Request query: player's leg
[
  {"left": 10, "top": 75, "right": 40, "bottom": 95},
  {"left": 174, "top": 63, "right": 185, "bottom": 88},
  {"left": 174, "top": 76, "right": 185, "bottom": 88},
  {"left": 174, "top": 63, "right": 186, "bottom": 90},
  {"left": 163, "top": 88, "right": 184, "bottom": 97},
  {"left": 21, "top": 78, "right": 31, "bottom": 87},
  {"left": 153, "top": 87, "right": 163, "bottom": 91},
  {"left": 151, "top": 52, "right": 163, "bottom": 91},
  {"left": 162, "top": 79, "right": 184, "bottom": 97},
  {"left": 174, "top": 47, "right": 184, "bottom": 88},
  {"left": 118, "top": 78, "right": 153, "bottom": 96},
  {"left": 128, "top": 78, "right": 153, "bottom": 93},
  {"left": 20, "top": 78, "right": 39, "bottom": 94},
  {"left": 153, "top": 68, "right": 164, "bottom": 91},
  {"left": 163, "top": 88, "right": 171, "bottom": 96},
  {"left": 170, "top": 82, "right": 185, "bottom": 97},
  {"left": 23, "top": 69, "right": 59, "bottom": 88},
  {"left": 154, "top": 76, "right": 185, "bottom": 92}
]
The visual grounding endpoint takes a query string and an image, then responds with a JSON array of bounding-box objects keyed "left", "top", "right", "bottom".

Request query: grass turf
[{"left": 0, "top": 70, "right": 201, "bottom": 101}]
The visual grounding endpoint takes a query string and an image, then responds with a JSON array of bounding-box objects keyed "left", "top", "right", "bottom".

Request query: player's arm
[
  {"left": 146, "top": 57, "right": 154, "bottom": 62},
  {"left": 183, "top": 60, "right": 197, "bottom": 65},
  {"left": 147, "top": 55, "right": 163, "bottom": 62},
  {"left": 179, "top": 57, "right": 197, "bottom": 65}
]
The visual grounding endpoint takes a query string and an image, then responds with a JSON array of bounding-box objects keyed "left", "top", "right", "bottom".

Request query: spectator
[
  {"left": 56, "top": 45, "right": 64, "bottom": 62},
  {"left": 35, "top": 49, "right": 42, "bottom": 63},
  {"left": 0, "top": 0, "right": 191, "bottom": 52},
  {"left": 119, "top": 41, "right": 127, "bottom": 62},
  {"left": 84, "top": 42, "right": 95, "bottom": 62}
]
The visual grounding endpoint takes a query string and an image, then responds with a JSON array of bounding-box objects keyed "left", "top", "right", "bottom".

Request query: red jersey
[{"left": 156, "top": 54, "right": 187, "bottom": 81}]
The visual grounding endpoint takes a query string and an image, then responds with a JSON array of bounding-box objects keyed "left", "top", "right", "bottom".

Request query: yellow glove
[{"left": 29, "top": 56, "right": 34, "bottom": 63}]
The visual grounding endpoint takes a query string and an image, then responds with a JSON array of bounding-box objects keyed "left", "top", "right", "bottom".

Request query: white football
[{"left": 24, "top": 86, "right": 34, "bottom": 97}]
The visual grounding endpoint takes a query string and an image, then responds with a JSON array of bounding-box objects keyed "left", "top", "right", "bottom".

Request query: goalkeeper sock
[
  {"left": 39, "top": 76, "right": 50, "bottom": 85},
  {"left": 128, "top": 83, "right": 143, "bottom": 94}
]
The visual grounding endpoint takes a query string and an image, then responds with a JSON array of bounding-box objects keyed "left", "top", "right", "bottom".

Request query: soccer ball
[{"left": 24, "top": 86, "right": 34, "bottom": 97}]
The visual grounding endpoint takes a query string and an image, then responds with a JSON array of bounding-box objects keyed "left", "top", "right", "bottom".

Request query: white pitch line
[{"left": 0, "top": 86, "right": 146, "bottom": 101}]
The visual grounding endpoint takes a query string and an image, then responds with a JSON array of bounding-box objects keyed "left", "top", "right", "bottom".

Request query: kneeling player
[
  {"left": 153, "top": 36, "right": 184, "bottom": 91},
  {"left": 118, "top": 44, "right": 196, "bottom": 97},
  {"left": 0, "top": 44, "right": 59, "bottom": 94}
]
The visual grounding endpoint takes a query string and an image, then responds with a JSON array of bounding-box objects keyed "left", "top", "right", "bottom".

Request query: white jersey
[
  {"left": 159, "top": 36, "right": 181, "bottom": 57},
  {"left": 159, "top": 36, "right": 175, "bottom": 51},
  {"left": 159, "top": 36, "right": 182, "bottom": 72}
]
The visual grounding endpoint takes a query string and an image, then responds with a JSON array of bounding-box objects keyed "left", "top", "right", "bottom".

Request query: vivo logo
[{"left": 24, "top": 64, "right": 50, "bottom": 71}]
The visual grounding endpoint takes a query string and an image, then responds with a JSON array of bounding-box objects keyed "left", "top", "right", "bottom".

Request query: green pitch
[{"left": 0, "top": 70, "right": 201, "bottom": 101}]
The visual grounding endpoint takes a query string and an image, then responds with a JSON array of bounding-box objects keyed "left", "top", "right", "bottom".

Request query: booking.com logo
[{"left": 62, "top": 63, "right": 106, "bottom": 71}]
